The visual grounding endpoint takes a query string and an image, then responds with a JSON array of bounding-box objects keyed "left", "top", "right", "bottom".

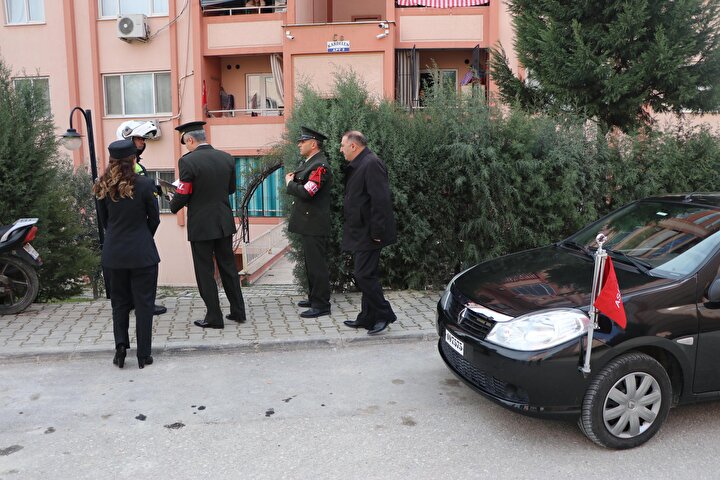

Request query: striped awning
[{"left": 397, "top": 0, "right": 489, "bottom": 7}]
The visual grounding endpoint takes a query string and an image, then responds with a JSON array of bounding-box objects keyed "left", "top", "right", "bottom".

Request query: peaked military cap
[
  {"left": 298, "top": 126, "right": 328, "bottom": 143},
  {"left": 108, "top": 139, "right": 136, "bottom": 160},
  {"left": 175, "top": 120, "right": 206, "bottom": 144}
]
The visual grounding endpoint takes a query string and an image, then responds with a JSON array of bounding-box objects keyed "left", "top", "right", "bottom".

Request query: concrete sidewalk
[{"left": 0, "top": 255, "right": 441, "bottom": 361}]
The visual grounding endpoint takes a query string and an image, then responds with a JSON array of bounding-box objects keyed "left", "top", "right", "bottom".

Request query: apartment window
[
  {"left": 13, "top": 76, "right": 50, "bottom": 115},
  {"left": 104, "top": 72, "right": 171, "bottom": 116},
  {"left": 145, "top": 170, "right": 174, "bottom": 212},
  {"left": 247, "top": 74, "right": 283, "bottom": 116},
  {"left": 5, "top": 0, "right": 44, "bottom": 24},
  {"left": 100, "top": 0, "right": 168, "bottom": 17},
  {"left": 232, "top": 158, "right": 284, "bottom": 217}
]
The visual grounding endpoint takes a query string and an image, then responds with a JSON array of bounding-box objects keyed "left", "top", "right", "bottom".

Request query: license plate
[
  {"left": 23, "top": 243, "right": 39, "bottom": 259},
  {"left": 445, "top": 329, "right": 464, "bottom": 356}
]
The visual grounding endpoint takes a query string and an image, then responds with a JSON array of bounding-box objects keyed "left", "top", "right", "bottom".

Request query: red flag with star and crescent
[{"left": 593, "top": 258, "right": 627, "bottom": 329}]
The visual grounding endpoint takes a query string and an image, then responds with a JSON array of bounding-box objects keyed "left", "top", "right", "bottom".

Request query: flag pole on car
[
  {"left": 581, "top": 233, "right": 629, "bottom": 376},
  {"left": 580, "top": 234, "right": 608, "bottom": 376}
]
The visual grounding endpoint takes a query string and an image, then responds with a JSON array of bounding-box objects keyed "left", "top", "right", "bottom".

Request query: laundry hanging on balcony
[{"left": 396, "top": 0, "right": 489, "bottom": 7}]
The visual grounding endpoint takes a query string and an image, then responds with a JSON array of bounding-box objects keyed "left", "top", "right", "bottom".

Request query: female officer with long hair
[{"left": 93, "top": 139, "right": 160, "bottom": 369}]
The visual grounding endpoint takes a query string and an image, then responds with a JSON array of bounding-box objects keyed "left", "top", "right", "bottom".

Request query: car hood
[{"left": 453, "top": 245, "right": 674, "bottom": 318}]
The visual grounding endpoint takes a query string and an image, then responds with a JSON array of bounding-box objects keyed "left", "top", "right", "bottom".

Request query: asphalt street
[{"left": 2, "top": 342, "right": 720, "bottom": 479}]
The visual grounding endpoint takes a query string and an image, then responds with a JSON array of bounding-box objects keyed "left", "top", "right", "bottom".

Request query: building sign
[{"left": 327, "top": 40, "right": 350, "bottom": 53}]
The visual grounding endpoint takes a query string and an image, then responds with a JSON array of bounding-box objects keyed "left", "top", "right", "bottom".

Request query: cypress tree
[
  {"left": 0, "top": 57, "right": 98, "bottom": 300},
  {"left": 491, "top": 0, "right": 720, "bottom": 132}
]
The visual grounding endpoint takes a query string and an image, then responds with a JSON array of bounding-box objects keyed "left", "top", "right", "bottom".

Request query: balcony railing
[
  {"left": 207, "top": 107, "right": 284, "bottom": 117},
  {"left": 202, "top": 2, "right": 287, "bottom": 16}
]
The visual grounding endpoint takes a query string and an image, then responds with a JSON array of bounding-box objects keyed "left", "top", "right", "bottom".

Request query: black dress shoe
[
  {"left": 367, "top": 320, "right": 390, "bottom": 335},
  {"left": 300, "top": 308, "right": 331, "bottom": 318},
  {"left": 193, "top": 320, "right": 224, "bottom": 329},
  {"left": 113, "top": 345, "right": 127, "bottom": 369},
  {"left": 153, "top": 304, "right": 167, "bottom": 315},
  {"left": 225, "top": 313, "right": 246, "bottom": 323},
  {"left": 138, "top": 356, "right": 153, "bottom": 369},
  {"left": 297, "top": 300, "right": 312, "bottom": 308},
  {"left": 343, "top": 320, "right": 372, "bottom": 329}
]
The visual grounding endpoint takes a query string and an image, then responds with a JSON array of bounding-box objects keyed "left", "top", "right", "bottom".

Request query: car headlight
[{"left": 485, "top": 308, "right": 590, "bottom": 351}]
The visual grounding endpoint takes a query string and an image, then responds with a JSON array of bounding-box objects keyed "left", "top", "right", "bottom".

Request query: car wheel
[{"left": 579, "top": 352, "right": 671, "bottom": 449}]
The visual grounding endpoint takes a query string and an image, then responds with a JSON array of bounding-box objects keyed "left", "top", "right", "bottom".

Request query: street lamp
[{"left": 61, "top": 107, "right": 104, "bottom": 247}]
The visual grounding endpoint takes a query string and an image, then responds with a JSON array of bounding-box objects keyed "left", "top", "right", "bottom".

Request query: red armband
[
  {"left": 176, "top": 181, "right": 192, "bottom": 195},
  {"left": 304, "top": 181, "right": 319, "bottom": 196},
  {"left": 308, "top": 166, "right": 326, "bottom": 186}
]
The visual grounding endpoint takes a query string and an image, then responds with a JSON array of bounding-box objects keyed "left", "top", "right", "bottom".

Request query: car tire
[{"left": 579, "top": 352, "right": 671, "bottom": 449}]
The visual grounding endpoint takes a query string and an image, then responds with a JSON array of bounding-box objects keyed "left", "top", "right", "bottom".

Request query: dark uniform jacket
[
  {"left": 169, "top": 144, "right": 237, "bottom": 241},
  {"left": 341, "top": 147, "right": 397, "bottom": 252},
  {"left": 99, "top": 175, "right": 161, "bottom": 269},
  {"left": 286, "top": 151, "right": 333, "bottom": 236}
]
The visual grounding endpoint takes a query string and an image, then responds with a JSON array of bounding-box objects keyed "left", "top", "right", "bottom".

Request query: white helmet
[{"left": 116, "top": 120, "right": 160, "bottom": 141}]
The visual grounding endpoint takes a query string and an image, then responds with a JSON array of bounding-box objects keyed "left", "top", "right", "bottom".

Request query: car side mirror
[{"left": 708, "top": 278, "right": 720, "bottom": 303}]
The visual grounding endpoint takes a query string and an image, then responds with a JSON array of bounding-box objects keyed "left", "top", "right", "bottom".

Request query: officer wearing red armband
[
  {"left": 285, "top": 127, "right": 333, "bottom": 318},
  {"left": 169, "top": 121, "right": 246, "bottom": 329}
]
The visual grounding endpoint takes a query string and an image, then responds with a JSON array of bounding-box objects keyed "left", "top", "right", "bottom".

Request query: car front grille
[
  {"left": 440, "top": 335, "right": 528, "bottom": 404},
  {"left": 447, "top": 287, "right": 496, "bottom": 340}
]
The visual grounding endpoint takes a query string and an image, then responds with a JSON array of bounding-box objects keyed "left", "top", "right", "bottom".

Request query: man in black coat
[
  {"left": 169, "top": 121, "right": 246, "bottom": 329},
  {"left": 339, "top": 130, "right": 397, "bottom": 335},
  {"left": 285, "top": 127, "right": 333, "bottom": 318}
]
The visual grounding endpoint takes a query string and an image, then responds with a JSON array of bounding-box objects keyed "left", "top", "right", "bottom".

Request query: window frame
[
  {"left": 4, "top": 0, "right": 45, "bottom": 24},
  {"left": 245, "top": 73, "right": 284, "bottom": 116},
  {"left": 102, "top": 71, "right": 172, "bottom": 117},
  {"left": 98, "top": 0, "right": 168, "bottom": 19},
  {"left": 144, "top": 169, "right": 174, "bottom": 213},
  {"left": 12, "top": 75, "right": 50, "bottom": 115}
]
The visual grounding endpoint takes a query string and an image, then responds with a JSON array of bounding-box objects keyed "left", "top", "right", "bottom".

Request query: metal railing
[
  {"left": 203, "top": 4, "right": 287, "bottom": 16},
  {"left": 207, "top": 107, "right": 284, "bottom": 117},
  {"left": 234, "top": 220, "right": 288, "bottom": 274}
]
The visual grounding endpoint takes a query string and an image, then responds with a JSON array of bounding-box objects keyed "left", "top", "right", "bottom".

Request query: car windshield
[{"left": 567, "top": 200, "right": 720, "bottom": 279}]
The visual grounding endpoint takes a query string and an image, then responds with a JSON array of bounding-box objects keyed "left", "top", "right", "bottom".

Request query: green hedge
[{"left": 267, "top": 74, "right": 720, "bottom": 291}]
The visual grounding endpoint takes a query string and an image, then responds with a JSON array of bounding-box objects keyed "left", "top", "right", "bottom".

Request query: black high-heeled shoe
[
  {"left": 138, "top": 356, "right": 153, "bottom": 369},
  {"left": 113, "top": 345, "right": 127, "bottom": 369}
]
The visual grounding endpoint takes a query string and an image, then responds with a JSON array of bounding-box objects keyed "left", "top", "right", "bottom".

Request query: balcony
[
  {"left": 201, "top": 0, "right": 287, "bottom": 16},
  {"left": 202, "top": 1, "right": 286, "bottom": 53},
  {"left": 395, "top": 0, "right": 489, "bottom": 47}
]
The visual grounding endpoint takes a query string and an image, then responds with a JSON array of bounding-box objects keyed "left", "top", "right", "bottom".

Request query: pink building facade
[{"left": 0, "top": 0, "right": 521, "bottom": 285}]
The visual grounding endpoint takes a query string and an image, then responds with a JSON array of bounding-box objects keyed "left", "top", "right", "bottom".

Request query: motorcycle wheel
[{"left": 0, "top": 255, "right": 39, "bottom": 315}]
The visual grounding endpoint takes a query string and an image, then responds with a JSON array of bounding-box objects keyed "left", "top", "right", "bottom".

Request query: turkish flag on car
[{"left": 594, "top": 258, "right": 627, "bottom": 329}]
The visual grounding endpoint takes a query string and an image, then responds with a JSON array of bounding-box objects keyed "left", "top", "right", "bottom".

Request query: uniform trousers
[
  {"left": 109, "top": 264, "right": 158, "bottom": 358},
  {"left": 301, "top": 235, "right": 331, "bottom": 310},
  {"left": 190, "top": 235, "right": 246, "bottom": 326},
  {"left": 353, "top": 248, "right": 396, "bottom": 326}
]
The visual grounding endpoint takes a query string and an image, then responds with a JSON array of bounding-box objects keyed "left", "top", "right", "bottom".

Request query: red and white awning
[{"left": 397, "top": 0, "right": 490, "bottom": 7}]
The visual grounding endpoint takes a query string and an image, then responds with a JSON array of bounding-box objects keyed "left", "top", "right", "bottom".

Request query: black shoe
[
  {"left": 193, "top": 320, "right": 224, "bottom": 329},
  {"left": 343, "top": 320, "right": 372, "bottom": 329},
  {"left": 153, "top": 304, "right": 167, "bottom": 315},
  {"left": 297, "top": 300, "right": 312, "bottom": 308},
  {"left": 225, "top": 313, "right": 246, "bottom": 323},
  {"left": 138, "top": 356, "right": 153, "bottom": 369},
  {"left": 113, "top": 345, "right": 127, "bottom": 368},
  {"left": 300, "top": 308, "right": 331, "bottom": 318},
  {"left": 367, "top": 320, "right": 390, "bottom": 335}
]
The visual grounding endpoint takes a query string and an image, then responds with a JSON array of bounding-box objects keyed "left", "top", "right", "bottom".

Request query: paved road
[{"left": 2, "top": 342, "right": 720, "bottom": 479}]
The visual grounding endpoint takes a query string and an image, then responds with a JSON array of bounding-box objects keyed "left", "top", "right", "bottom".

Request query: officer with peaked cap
[
  {"left": 94, "top": 139, "right": 160, "bottom": 368},
  {"left": 169, "top": 121, "right": 246, "bottom": 329},
  {"left": 285, "top": 126, "right": 333, "bottom": 318}
]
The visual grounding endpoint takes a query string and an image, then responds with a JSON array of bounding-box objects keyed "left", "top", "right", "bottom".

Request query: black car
[{"left": 437, "top": 193, "right": 720, "bottom": 449}]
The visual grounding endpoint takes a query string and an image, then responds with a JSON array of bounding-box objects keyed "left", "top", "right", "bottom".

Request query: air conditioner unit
[{"left": 117, "top": 14, "right": 148, "bottom": 42}]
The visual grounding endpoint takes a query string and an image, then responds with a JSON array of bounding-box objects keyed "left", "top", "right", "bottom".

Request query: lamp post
[{"left": 61, "top": 107, "right": 104, "bottom": 248}]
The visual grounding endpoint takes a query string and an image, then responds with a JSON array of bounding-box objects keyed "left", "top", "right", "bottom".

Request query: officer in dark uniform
[
  {"left": 285, "top": 127, "right": 333, "bottom": 318},
  {"left": 169, "top": 121, "right": 246, "bottom": 329},
  {"left": 95, "top": 139, "right": 160, "bottom": 369}
]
